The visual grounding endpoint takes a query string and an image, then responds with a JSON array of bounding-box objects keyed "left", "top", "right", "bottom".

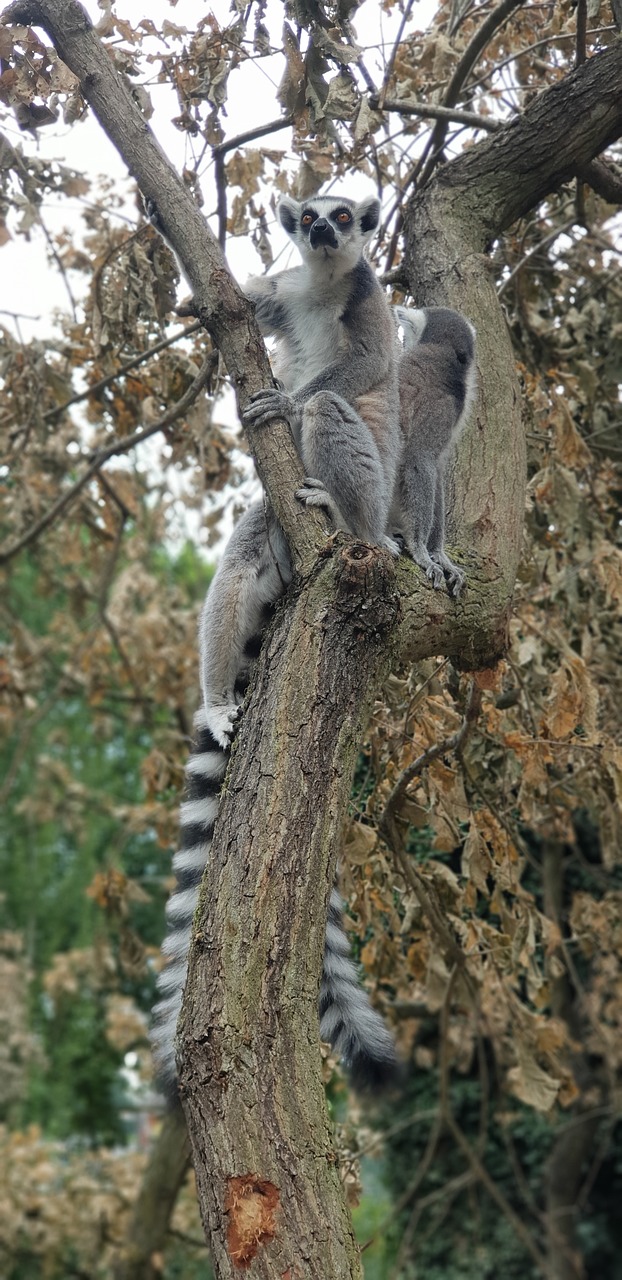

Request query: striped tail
[
  {"left": 151, "top": 706, "right": 228, "bottom": 1095},
  {"left": 320, "top": 888, "right": 399, "bottom": 1090},
  {"left": 152, "top": 722, "right": 398, "bottom": 1094}
]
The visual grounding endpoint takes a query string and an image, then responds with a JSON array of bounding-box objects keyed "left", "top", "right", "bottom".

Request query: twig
[
  {"left": 214, "top": 149, "right": 227, "bottom": 249},
  {"left": 497, "top": 217, "right": 576, "bottom": 297},
  {"left": 43, "top": 321, "right": 203, "bottom": 421},
  {"left": 468, "top": 25, "right": 617, "bottom": 92},
  {"left": 212, "top": 114, "right": 293, "bottom": 157},
  {"left": 447, "top": 1114, "right": 551, "bottom": 1273},
  {"left": 377, "top": 0, "right": 416, "bottom": 110},
  {"left": 415, "top": 0, "right": 527, "bottom": 189},
  {"left": 376, "top": 97, "right": 502, "bottom": 133},
  {"left": 0, "top": 352, "right": 217, "bottom": 565},
  {"left": 212, "top": 115, "right": 294, "bottom": 247},
  {"left": 576, "top": 0, "right": 587, "bottom": 66},
  {"left": 379, "top": 679, "right": 482, "bottom": 838}
]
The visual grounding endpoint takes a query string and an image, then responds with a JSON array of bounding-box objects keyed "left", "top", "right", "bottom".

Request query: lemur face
[{"left": 278, "top": 193, "right": 381, "bottom": 268}]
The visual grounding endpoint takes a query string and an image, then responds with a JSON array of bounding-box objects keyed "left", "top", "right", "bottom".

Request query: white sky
[{"left": 1, "top": 0, "right": 439, "bottom": 337}]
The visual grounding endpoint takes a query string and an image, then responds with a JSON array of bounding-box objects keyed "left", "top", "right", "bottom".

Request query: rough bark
[
  {"left": 180, "top": 545, "right": 400, "bottom": 1278},
  {"left": 3, "top": 1, "right": 622, "bottom": 1273},
  {"left": 112, "top": 1104, "right": 191, "bottom": 1280}
]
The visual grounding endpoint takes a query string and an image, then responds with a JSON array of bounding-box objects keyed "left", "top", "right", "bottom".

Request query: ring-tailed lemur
[
  {"left": 392, "top": 306, "right": 477, "bottom": 598},
  {"left": 151, "top": 194, "right": 402, "bottom": 1094}
]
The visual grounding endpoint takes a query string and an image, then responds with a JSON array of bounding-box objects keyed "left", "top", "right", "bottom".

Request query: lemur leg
[
  {"left": 245, "top": 388, "right": 398, "bottom": 553},
  {"left": 199, "top": 504, "right": 291, "bottom": 748},
  {"left": 298, "top": 391, "right": 396, "bottom": 549},
  {"left": 427, "top": 472, "right": 465, "bottom": 599},
  {"left": 398, "top": 447, "right": 445, "bottom": 589}
]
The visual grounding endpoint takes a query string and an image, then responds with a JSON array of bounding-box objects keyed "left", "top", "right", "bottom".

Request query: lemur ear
[
  {"left": 357, "top": 195, "right": 381, "bottom": 235},
  {"left": 278, "top": 196, "right": 300, "bottom": 236}
]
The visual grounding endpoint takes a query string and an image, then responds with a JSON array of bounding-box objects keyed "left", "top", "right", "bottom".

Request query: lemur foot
[
  {"left": 404, "top": 541, "right": 446, "bottom": 591},
  {"left": 295, "top": 477, "right": 341, "bottom": 527},
  {"left": 206, "top": 703, "right": 241, "bottom": 750},
  {"left": 381, "top": 534, "right": 401, "bottom": 557},
  {"left": 243, "top": 388, "right": 294, "bottom": 428},
  {"left": 430, "top": 551, "right": 466, "bottom": 598}
]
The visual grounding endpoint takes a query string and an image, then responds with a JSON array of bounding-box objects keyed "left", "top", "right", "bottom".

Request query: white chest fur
[{"left": 273, "top": 265, "right": 351, "bottom": 394}]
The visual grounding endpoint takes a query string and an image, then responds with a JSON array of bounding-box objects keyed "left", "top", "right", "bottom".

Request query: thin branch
[
  {"left": 376, "top": 97, "right": 502, "bottom": 133},
  {"left": 447, "top": 1115, "right": 551, "bottom": 1274},
  {"left": 213, "top": 114, "right": 293, "bottom": 156},
  {"left": 0, "top": 352, "right": 217, "bottom": 565},
  {"left": 379, "top": 680, "right": 482, "bottom": 839},
  {"left": 214, "top": 149, "right": 227, "bottom": 249},
  {"left": 43, "top": 321, "right": 203, "bottom": 421},
  {"left": 467, "top": 25, "right": 617, "bottom": 92},
  {"left": 416, "top": 0, "right": 527, "bottom": 188},
  {"left": 497, "top": 216, "right": 577, "bottom": 297},
  {"left": 376, "top": 0, "right": 415, "bottom": 110},
  {"left": 576, "top": 0, "right": 587, "bottom": 66}
]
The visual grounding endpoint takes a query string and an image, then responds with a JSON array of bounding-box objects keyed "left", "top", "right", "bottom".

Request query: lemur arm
[{"left": 245, "top": 272, "right": 292, "bottom": 338}]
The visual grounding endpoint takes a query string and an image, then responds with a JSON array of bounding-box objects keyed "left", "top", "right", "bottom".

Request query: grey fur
[
  {"left": 392, "top": 305, "right": 477, "bottom": 598},
  {"left": 244, "top": 193, "right": 401, "bottom": 553},
  {"left": 152, "top": 194, "right": 402, "bottom": 1093}
]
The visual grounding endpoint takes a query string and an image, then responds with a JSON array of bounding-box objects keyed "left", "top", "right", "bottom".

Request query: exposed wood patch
[{"left": 225, "top": 1174, "right": 280, "bottom": 1268}]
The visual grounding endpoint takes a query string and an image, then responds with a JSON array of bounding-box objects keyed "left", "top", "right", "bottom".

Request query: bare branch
[
  {"left": 44, "top": 320, "right": 203, "bottom": 422},
  {"left": 213, "top": 114, "right": 293, "bottom": 157},
  {"left": 0, "top": 352, "right": 216, "bottom": 565},
  {"left": 416, "top": 0, "right": 527, "bottom": 187},
  {"left": 376, "top": 96, "right": 502, "bottom": 132},
  {"left": 379, "top": 679, "right": 482, "bottom": 841},
  {"left": 377, "top": 0, "right": 416, "bottom": 110},
  {"left": 497, "top": 216, "right": 577, "bottom": 297}
]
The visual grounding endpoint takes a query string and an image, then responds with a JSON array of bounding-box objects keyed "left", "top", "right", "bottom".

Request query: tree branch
[
  {"left": 579, "top": 156, "right": 622, "bottom": 204},
  {"left": 0, "top": 352, "right": 217, "bottom": 565},
  {"left": 416, "top": 0, "right": 527, "bottom": 186},
  {"left": 1, "top": 0, "right": 323, "bottom": 575},
  {"left": 43, "top": 320, "right": 203, "bottom": 422},
  {"left": 375, "top": 97, "right": 502, "bottom": 132}
]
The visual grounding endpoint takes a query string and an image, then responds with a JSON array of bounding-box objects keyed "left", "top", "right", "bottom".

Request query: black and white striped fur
[{"left": 151, "top": 578, "right": 399, "bottom": 1094}]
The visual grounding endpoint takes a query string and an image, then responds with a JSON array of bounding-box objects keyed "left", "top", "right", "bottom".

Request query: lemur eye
[
  {"left": 337, "top": 212, "right": 351, "bottom": 224},
  {"left": 301, "top": 212, "right": 314, "bottom": 225}
]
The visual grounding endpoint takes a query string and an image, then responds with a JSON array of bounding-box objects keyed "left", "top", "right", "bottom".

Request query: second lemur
[
  {"left": 393, "top": 305, "right": 477, "bottom": 598},
  {"left": 152, "top": 194, "right": 402, "bottom": 1094}
]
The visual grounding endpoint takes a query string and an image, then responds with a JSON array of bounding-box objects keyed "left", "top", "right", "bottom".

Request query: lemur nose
[{"left": 313, "top": 218, "right": 328, "bottom": 231}]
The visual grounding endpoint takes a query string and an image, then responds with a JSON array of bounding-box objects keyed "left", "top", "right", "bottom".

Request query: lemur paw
[
  {"left": 430, "top": 552, "right": 466, "bottom": 598},
  {"left": 296, "top": 477, "right": 340, "bottom": 525},
  {"left": 381, "top": 534, "right": 401, "bottom": 557},
  {"left": 206, "top": 703, "right": 241, "bottom": 749},
  {"left": 243, "top": 388, "right": 294, "bottom": 427},
  {"left": 426, "top": 563, "right": 446, "bottom": 590}
]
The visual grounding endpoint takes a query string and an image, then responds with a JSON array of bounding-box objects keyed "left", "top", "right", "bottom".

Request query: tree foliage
[{"left": 0, "top": 0, "right": 621, "bottom": 1275}]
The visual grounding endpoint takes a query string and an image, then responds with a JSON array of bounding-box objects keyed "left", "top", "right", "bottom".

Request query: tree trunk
[
  {"left": 178, "top": 544, "right": 401, "bottom": 1278},
  {"left": 113, "top": 1103, "right": 191, "bottom": 1280}
]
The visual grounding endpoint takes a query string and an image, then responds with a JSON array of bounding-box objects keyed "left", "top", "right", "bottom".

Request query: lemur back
[
  {"left": 152, "top": 194, "right": 401, "bottom": 1093},
  {"left": 392, "top": 305, "right": 477, "bottom": 598}
]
